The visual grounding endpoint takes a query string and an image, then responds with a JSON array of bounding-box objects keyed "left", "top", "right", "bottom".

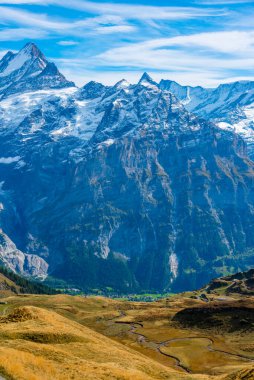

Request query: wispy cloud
[
  {"left": 57, "top": 40, "right": 79, "bottom": 46},
  {"left": 0, "top": 1, "right": 225, "bottom": 20},
  {"left": 0, "top": 6, "right": 136, "bottom": 40},
  {"left": 96, "top": 31, "right": 254, "bottom": 69},
  {"left": 197, "top": 0, "right": 253, "bottom": 4},
  {"left": 0, "top": 7, "right": 71, "bottom": 31},
  {"left": 71, "top": 30, "right": 252, "bottom": 87},
  {"left": 94, "top": 25, "right": 136, "bottom": 34},
  {"left": 0, "top": 27, "right": 47, "bottom": 41},
  {"left": 0, "top": 0, "right": 253, "bottom": 87},
  {"left": 0, "top": 0, "right": 42, "bottom": 3},
  {"left": 55, "top": 1, "right": 224, "bottom": 20}
]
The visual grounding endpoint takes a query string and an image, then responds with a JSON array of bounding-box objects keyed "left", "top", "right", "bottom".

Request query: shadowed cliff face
[
  {"left": 1, "top": 47, "right": 254, "bottom": 291},
  {"left": 1, "top": 80, "right": 254, "bottom": 292}
]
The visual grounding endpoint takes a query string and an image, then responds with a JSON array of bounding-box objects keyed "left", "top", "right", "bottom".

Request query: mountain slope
[
  {"left": 1, "top": 44, "right": 254, "bottom": 292},
  {"left": 0, "top": 265, "right": 56, "bottom": 296},
  {"left": 160, "top": 80, "right": 254, "bottom": 158},
  {"left": 0, "top": 43, "right": 75, "bottom": 99},
  {"left": 0, "top": 302, "right": 205, "bottom": 380},
  {"left": 0, "top": 280, "right": 253, "bottom": 379},
  {"left": 204, "top": 268, "right": 254, "bottom": 296}
]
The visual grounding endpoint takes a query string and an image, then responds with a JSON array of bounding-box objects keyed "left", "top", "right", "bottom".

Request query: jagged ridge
[{"left": 0, "top": 44, "right": 254, "bottom": 292}]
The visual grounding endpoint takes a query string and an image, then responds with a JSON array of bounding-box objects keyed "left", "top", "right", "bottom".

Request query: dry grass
[
  {"left": 0, "top": 303, "right": 209, "bottom": 380},
  {"left": 0, "top": 293, "right": 253, "bottom": 379}
]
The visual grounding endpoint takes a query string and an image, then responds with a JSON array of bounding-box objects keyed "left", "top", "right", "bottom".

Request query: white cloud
[
  {"left": 0, "top": 1, "right": 225, "bottom": 21},
  {"left": 0, "top": 6, "right": 137, "bottom": 38},
  {"left": 0, "top": 0, "right": 252, "bottom": 88},
  {"left": 0, "top": 0, "right": 42, "bottom": 3},
  {"left": 57, "top": 40, "right": 79, "bottom": 46},
  {"left": 94, "top": 25, "right": 136, "bottom": 34},
  {"left": 197, "top": 0, "right": 253, "bottom": 4},
  {"left": 56, "top": 1, "right": 223, "bottom": 20},
  {"left": 95, "top": 31, "right": 254, "bottom": 71},
  {"left": 0, "top": 7, "right": 71, "bottom": 30},
  {"left": 0, "top": 28, "right": 48, "bottom": 41}
]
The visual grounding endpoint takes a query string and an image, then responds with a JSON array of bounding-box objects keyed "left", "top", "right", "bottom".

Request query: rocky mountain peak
[
  {"left": 21, "top": 42, "right": 46, "bottom": 60},
  {"left": 0, "top": 42, "right": 75, "bottom": 99},
  {"left": 114, "top": 79, "right": 130, "bottom": 89},
  {"left": 79, "top": 80, "right": 106, "bottom": 99},
  {"left": 0, "top": 42, "right": 46, "bottom": 79},
  {"left": 138, "top": 72, "right": 158, "bottom": 88}
]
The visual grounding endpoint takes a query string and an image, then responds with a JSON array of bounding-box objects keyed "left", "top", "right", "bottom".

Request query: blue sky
[{"left": 0, "top": 0, "right": 253, "bottom": 87}]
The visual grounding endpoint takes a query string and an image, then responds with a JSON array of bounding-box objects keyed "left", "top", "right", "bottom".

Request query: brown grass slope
[
  {"left": 0, "top": 293, "right": 253, "bottom": 380},
  {"left": 0, "top": 301, "right": 208, "bottom": 380}
]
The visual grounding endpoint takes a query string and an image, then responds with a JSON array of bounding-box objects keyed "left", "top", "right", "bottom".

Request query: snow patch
[
  {"left": 217, "top": 104, "right": 254, "bottom": 145},
  {"left": 0, "top": 156, "right": 20, "bottom": 164},
  {"left": 103, "top": 138, "right": 115, "bottom": 146},
  {"left": 0, "top": 50, "right": 30, "bottom": 77}
]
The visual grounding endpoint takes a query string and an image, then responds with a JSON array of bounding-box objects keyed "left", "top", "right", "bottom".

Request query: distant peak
[
  {"left": 20, "top": 42, "right": 46, "bottom": 60},
  {"left": 23, "top": 42, "right": 37, "bottom": 49},
  {"left": 79, "top": 80, "right": 105, "bottom": 99},
  {"left": 114, "top": 79, "right": 130, "bottom": 89},
  {"left": 83, "top": 80, "right": 104, "bottom": 87},
  {"left": 138, "top": 72, "right": 158, "bottom": 87},
  {"left": 23, "top": 42, "right": 38, "bottom": 51}
]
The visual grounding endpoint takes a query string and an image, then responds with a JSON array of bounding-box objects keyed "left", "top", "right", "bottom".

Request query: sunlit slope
[
  {"left": 0, "top": 301, "right": 208, "bottom": 380},
  {"left": 0, "top": 293, "right": 253, "bottom": 379}
]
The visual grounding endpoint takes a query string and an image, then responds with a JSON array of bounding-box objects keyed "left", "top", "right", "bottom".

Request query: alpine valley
[{"left": 1, "top": 42, "right": 254, "bottom": 293}]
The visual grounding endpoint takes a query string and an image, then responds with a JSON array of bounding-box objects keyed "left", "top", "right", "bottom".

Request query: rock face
[
  {"left": 1, "top": 44, "right": 254, "bottom": 291},
  {"left": 0, "top": 230, "right": 48, "bottom": 279}
]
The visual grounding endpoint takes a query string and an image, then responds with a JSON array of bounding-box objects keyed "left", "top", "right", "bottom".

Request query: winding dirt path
[
  {"left": 112, "top": 311, "right": 254, "bottom": 374},
  {"left": 114, "top": 319, "right": 192, "bottom": 373},
  {"left": 159, "top": 336, "right": 254, "bottom": 363}
]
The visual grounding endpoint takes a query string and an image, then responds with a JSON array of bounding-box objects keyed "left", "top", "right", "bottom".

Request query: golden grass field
[{"left": 0, "top": 290, "right": 253, "bottom": 380}]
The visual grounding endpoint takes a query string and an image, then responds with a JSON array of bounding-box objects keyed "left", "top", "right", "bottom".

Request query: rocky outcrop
[
  {"left": 205, "top": 268, "right": 254, "bottom": 295},
  {"left": 0, "top": 230, "right": 48, "bottom": 279}
]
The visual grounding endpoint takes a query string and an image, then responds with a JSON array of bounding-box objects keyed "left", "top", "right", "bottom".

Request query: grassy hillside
[
  {"left": 0, "top": 269, "right": 253, "bottom": 379},
  {"left": 0, "top": 292, "right": 252, "bottom": 379},
  {"left": 203, "top": 269, "right": 254, "bottom": 296},
  {"left": 0, "top": 298, "right": 207, "bottom": 380}
]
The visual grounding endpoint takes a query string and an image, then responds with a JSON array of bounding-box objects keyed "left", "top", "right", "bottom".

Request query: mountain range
[{"left": 0, "top": 42, "right": 254, "bottom": 292}]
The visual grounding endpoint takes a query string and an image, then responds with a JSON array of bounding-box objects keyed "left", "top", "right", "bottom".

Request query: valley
[
  {"left": 1, "top": 1, "right": 254, "bottom": 378},
  {"left": 0, "top": 273, "right": 253, "bottom": 379}
]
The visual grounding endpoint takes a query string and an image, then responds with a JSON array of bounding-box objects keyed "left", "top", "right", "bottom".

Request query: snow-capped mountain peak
[
  {"left": 114, "top": 79, "right": 130, "bottom": 90},
  {"left": 21, "top": 42, "right": 45, "bottom": 57},
  {"left": 0, "top": 43, "right": 46, "bottom": 79},
  {"left": 138, "top": 72, "right": 158, "bottom": 88},
  {"left": 0, "top": 42, "right": 75, "bottom": 99}
]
